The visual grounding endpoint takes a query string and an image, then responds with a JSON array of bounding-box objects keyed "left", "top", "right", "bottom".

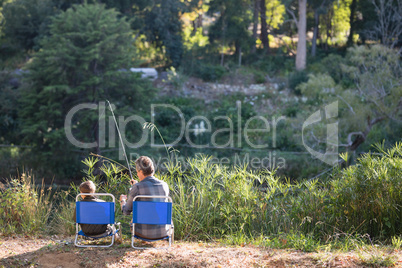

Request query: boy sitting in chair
[{"left": 74, "top": 181, "right": 119, "bottom": 240}]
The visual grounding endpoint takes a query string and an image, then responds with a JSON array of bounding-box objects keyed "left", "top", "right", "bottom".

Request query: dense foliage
[
  {"left": 17, "top": 4, "right": 154, "bottom": 178},
  {"left": 0, "top": 0, "right": 401, "bottom": 180},
  {"left": 1, "top": 143, "right": 401, "bottom": 249}
]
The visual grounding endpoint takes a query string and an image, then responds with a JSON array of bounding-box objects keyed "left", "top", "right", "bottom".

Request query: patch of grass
[
  {"left": 322, "top": 232, "right": 369, "bottom": 252},
  {"left": 392, "top": 236, "right": 402, "bottom": 250},
  {"left": 357, "top": 245, "right": 398, "bottom": 267}
]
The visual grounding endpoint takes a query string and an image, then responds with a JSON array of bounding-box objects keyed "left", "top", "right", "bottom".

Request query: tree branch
[
  {"left": 286, "top": 7, "right": 298, "bottom": 28},
  {"left": 336, "top": 94, "right": 355, "bottom": 115}
]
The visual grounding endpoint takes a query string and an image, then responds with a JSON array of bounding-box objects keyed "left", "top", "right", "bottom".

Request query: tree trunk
[
  {"left": 220, "top": 14, "right": 226, "bottom": 66},
  {"left": 260, "top": 0, "right": 269, "bottom": 53},
  {"left": 311, "top": 10, "right": 319, "bottom": 57},
  {"left": 220, "top": 46, "right": 225, "bottom": 66},
  {"left": 238, "top": 46, "right": 242, "bottom": 66},
  {"left": 192, "top": 13, "right": 203, "bottom": 34},
  {"left": 192, "top": 14, "right": 203, "bottom": 34},
  {"left": 197, "top": 14, "right": 203, "bottom": 28},
  {"left": 251, "top": 0, "right": 259, "bottom": 53},
  {"left": 325, "top": 9, "right": 332, "bottom": 50},
  {"left": 296, "top": 0, "right": 307, "bottom": 70},
  {"left": 347, "top": 0, "right": 357, "bottom": 46}
]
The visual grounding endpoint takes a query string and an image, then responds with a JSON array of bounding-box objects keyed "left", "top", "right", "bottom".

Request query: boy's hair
[
  {"left": 135, "top": 156, "right": 155, "bottom": 176},
  {"left": 79, "top": 181, "right": 96, "bottom": 193}
]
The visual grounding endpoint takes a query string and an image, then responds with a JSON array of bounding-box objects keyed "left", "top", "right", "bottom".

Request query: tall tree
[
  {"left": 51, "top": 0, "right": 188, "bottom": 67},
  {"left": 142, "top": 0, "right": 185, "bottom": 67},
  {"left": 366, "top": 0, "right": 402, "bottom": 49},
  {"left": 258, "top": 0, "right": 286, "bottom": 53},
  {"left": 310, "top": 0, "right": 333, "bottom": 56},
  {"left": 0, "top": 70, "right": 20, "bottom": 144},
  {"left": 298, "top": 45, "right": 402, "bottom": 164},
  {"left": 260, "top": 0, "right": 269, "bottom": 52},
  {"left": 342, "top": 45, "right": 402, "bottom": 154},
  {"left": 208, "top": 0, "right": 253, "bottom": 65},
  {"left": 1, "top": 0, "right": 58, "bottom": 51},
  {"left": 295, "top": 0, "right": 307, "bottom": 70},
  {"left": 19, "top": 3, "right": 154, "bottom": 177},
  {"left": 251, "top": 0, "right": 259, "bottom": 53},
  {"left": 346, "top": 0, "right": 358, "bottom": 46},
  {"left": 286, "top": 0, "right": 307, "bottom": 69}
]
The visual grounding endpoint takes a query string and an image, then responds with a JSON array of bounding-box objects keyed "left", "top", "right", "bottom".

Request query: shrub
[
  {"left": 166, "top": 66, "right": 188, "bottom": 91},
  {"left": 194, "top": 63, "right": 226, "bottom": 82},
  {"left": 253, "top": 70, "right": 266, "bottom": 84},
  {"left": 288, "top": 70, "right": 309, "bottom": 95},
  {"left": 296, "top": 73, "right": 337, "bottom": 102},
  {"left": 248, "top": 53, "right": 294, "bottom": 76}
]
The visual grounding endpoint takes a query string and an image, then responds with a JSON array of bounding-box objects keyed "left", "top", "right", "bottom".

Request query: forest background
[{"left": 0, "top": 0, "right": 401, "bottom": 184}]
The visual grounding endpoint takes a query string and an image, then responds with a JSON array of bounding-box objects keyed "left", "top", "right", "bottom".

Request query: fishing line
[{"left": 106, "top": 100, "right": 134, "bottom": 182}]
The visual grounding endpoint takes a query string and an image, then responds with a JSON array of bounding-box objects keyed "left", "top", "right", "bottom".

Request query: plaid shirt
[{"left": 122, "top": 176, "right": 170, "bottom": 239}]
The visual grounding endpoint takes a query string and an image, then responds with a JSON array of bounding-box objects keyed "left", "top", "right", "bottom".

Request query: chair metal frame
[
  {"left": 131, "top": 195, "right": 174, "bottom": 249},
  {"left": 74, "top": 193, "right": 120, "bottom": 248}
]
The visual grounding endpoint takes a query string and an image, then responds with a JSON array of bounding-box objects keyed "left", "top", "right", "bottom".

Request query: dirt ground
[{"left": 1, "top": 236, "right": 401, "bottom": 268}]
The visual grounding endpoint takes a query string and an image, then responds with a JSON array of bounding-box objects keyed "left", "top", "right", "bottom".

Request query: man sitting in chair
[
  {"left": 74, "top": 181, "right": 117, "bottom": 239},
  {"left": 119, "top": 156, "right": 170, "bottom": 240}
]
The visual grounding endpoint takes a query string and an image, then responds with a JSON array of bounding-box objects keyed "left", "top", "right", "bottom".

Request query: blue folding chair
[
  {"left": 131, "top": 195, "right": 174, "bottom": 249},
  {"left": 74, "top": 193, "right": 121, "bottom": 248}
]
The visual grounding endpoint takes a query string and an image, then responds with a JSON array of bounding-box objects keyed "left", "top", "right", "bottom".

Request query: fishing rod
[{"left": 106, "top": 100, "right": 135, "bottom": 183}]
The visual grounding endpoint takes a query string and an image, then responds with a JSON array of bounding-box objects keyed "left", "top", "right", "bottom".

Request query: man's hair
[
  {"left": 79, "top": 181, "right": 96, "bottom": 193},
  {"left": 135, "top": 156, "right": 155, "bottom": 176}
]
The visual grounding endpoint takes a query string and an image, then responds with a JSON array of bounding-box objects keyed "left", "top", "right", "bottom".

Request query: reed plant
[
  {"left": 0, "top": 172, "right": 53, "bottom": 235},
  {"left": 18, "top": 137, "right": 400, "bottom": 248},
  {"left": 327, "top": 142, "right": 402, "bottom": 238},
  {"left": 159, "top": 155, "right": 265, "bottom": 240},
  {"left": 64, "top": 141, "right": 401, "bottom": 245}
]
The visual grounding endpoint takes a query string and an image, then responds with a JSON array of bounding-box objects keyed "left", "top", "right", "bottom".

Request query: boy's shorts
[{"left": 83, "top": 225, "right": 116, "bottom": 239}]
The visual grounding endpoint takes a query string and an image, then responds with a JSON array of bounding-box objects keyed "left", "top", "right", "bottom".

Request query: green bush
[
  {"left": 288, "top": 70, "right": 309, "bottom": 95},
  {"left": 194, "top": 63, "right": 226, "bottom": 82},
  {"left": 283, "top": 103, "right": 299, "bottom": 117},
  {"left": 253, "top": 70, "right": 266, "bottom": 84},
  {"left": 248, "top": 53, "right": 294, "bottom": 76}
]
